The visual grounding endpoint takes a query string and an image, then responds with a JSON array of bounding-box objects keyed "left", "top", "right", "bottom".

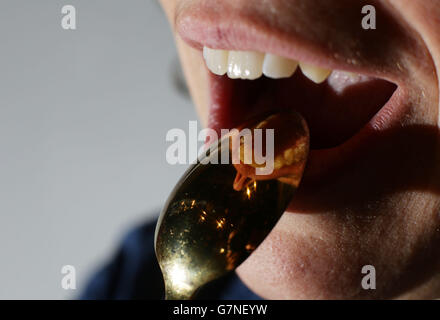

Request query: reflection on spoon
[{"left": 155, "top": 111, "right": 309, "bottom": 300}]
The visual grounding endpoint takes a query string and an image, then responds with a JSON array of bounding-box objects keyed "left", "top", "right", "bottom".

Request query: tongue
[
  {"left": 208, "top": 71, "right": 397, "bottom": 150},
  {"left": 283, "top": 71, "right": 397, "bottom": 149}
]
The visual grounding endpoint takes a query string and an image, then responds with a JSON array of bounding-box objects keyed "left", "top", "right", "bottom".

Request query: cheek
[
  {"left": 236, "top": 192, "right": 440, "bottom": 300},
  {"left": 236, "top": 215, "right": 366, "bottom": 299},
  {"left": 159, "top": 0, "right": 176, "bottom": 24},
  {"left": 159, "top": 0, "right": 210, "bottom": 125},
  {"left": 175, "top": 37, "right": 210, "bottom": 125}
]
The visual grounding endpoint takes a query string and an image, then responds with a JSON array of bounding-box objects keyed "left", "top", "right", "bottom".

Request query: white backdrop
[{"left": 0, "top": 0, "right": 198, "bottom": 299}]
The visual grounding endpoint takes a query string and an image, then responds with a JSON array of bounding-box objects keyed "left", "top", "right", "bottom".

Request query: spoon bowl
[{"left": 155, "top": 111, "right": 309, "bottom": 299}]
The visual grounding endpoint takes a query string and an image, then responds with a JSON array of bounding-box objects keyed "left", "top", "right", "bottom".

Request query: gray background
[{"left": 0, "top": 0, "right": 197, "bottom": 299}]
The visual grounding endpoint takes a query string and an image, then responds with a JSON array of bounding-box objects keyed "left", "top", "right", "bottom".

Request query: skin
[{"left": 159, "top": 0, "right": 440, "bottom": 299}]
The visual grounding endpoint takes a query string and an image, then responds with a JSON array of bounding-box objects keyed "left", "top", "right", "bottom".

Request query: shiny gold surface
[{"left": 155, "top": 111, "right": 309, "bottom": 300}]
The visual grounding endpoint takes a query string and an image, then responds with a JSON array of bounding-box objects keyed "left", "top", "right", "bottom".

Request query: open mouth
[
  {"left": 202, "top": 49, "right": 401, "bottom": 186},
  {"left": 175, "top": 1, "right": 414, "bottom": 189},
  {"left": 203, "top": 48, "right": 397, "bottom": 150}
]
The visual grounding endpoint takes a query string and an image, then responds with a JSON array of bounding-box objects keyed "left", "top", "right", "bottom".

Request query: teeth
[
  {"left": 262, "top": 54, "right": 298, "bottom": 79},
  {"left": 227, "top": 51, "right": 264, "bottom": 80},
  {"left": 203, "top": 47, "right": 229, "bottom": 76},
  {"left": 298, "top": 62, "right": 332, "bottom": 84},
  {"left": 202, "top": 46, "right": 332, "bottom": 83}
]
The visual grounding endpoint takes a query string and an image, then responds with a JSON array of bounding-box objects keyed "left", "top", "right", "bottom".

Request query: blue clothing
[{"left": 81, "top": 219, "right": 262, "bottom": 300}]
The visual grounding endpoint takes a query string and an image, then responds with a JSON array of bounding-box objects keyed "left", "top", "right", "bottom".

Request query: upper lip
[
  {"left": 174, "top": 1, "right": 421, "bottom": 191},
  {"left": 176, "top": 1, "right": 413, "bottom": 85}
]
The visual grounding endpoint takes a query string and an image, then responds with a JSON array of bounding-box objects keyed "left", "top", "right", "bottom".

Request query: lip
[
  {"left": 175, "top": 0, "right": 417, "bottom": 207},
  {"left": 176, "top": 1, "right": 414, "bottom": 82}
]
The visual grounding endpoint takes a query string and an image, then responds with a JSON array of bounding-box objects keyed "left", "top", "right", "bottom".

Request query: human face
[{"left": 159, "top": 0, "right": 440, "bottom": 299}]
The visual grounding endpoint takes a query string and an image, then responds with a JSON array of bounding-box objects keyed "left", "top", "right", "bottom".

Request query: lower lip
[{"left": 303, "top": 86, "right": 407, "bottom": 185}]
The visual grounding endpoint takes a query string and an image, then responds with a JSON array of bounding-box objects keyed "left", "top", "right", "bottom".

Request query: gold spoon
[{"left": 155, "top": 111, "right": 309, "bottom": 300}]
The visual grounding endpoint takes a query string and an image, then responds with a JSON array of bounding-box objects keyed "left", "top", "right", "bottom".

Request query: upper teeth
[
  {"left": 203, "top": 46, "right": 332, "bottom": 84},
  {"left": 298, "top": 61, "right": 332, "bottom": 84},
  {"left": 227, "top": 51, "right": 265, "bottom": 80},
  {"left": 263, "top": 54, "right": 299, "bottom": 79}
]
